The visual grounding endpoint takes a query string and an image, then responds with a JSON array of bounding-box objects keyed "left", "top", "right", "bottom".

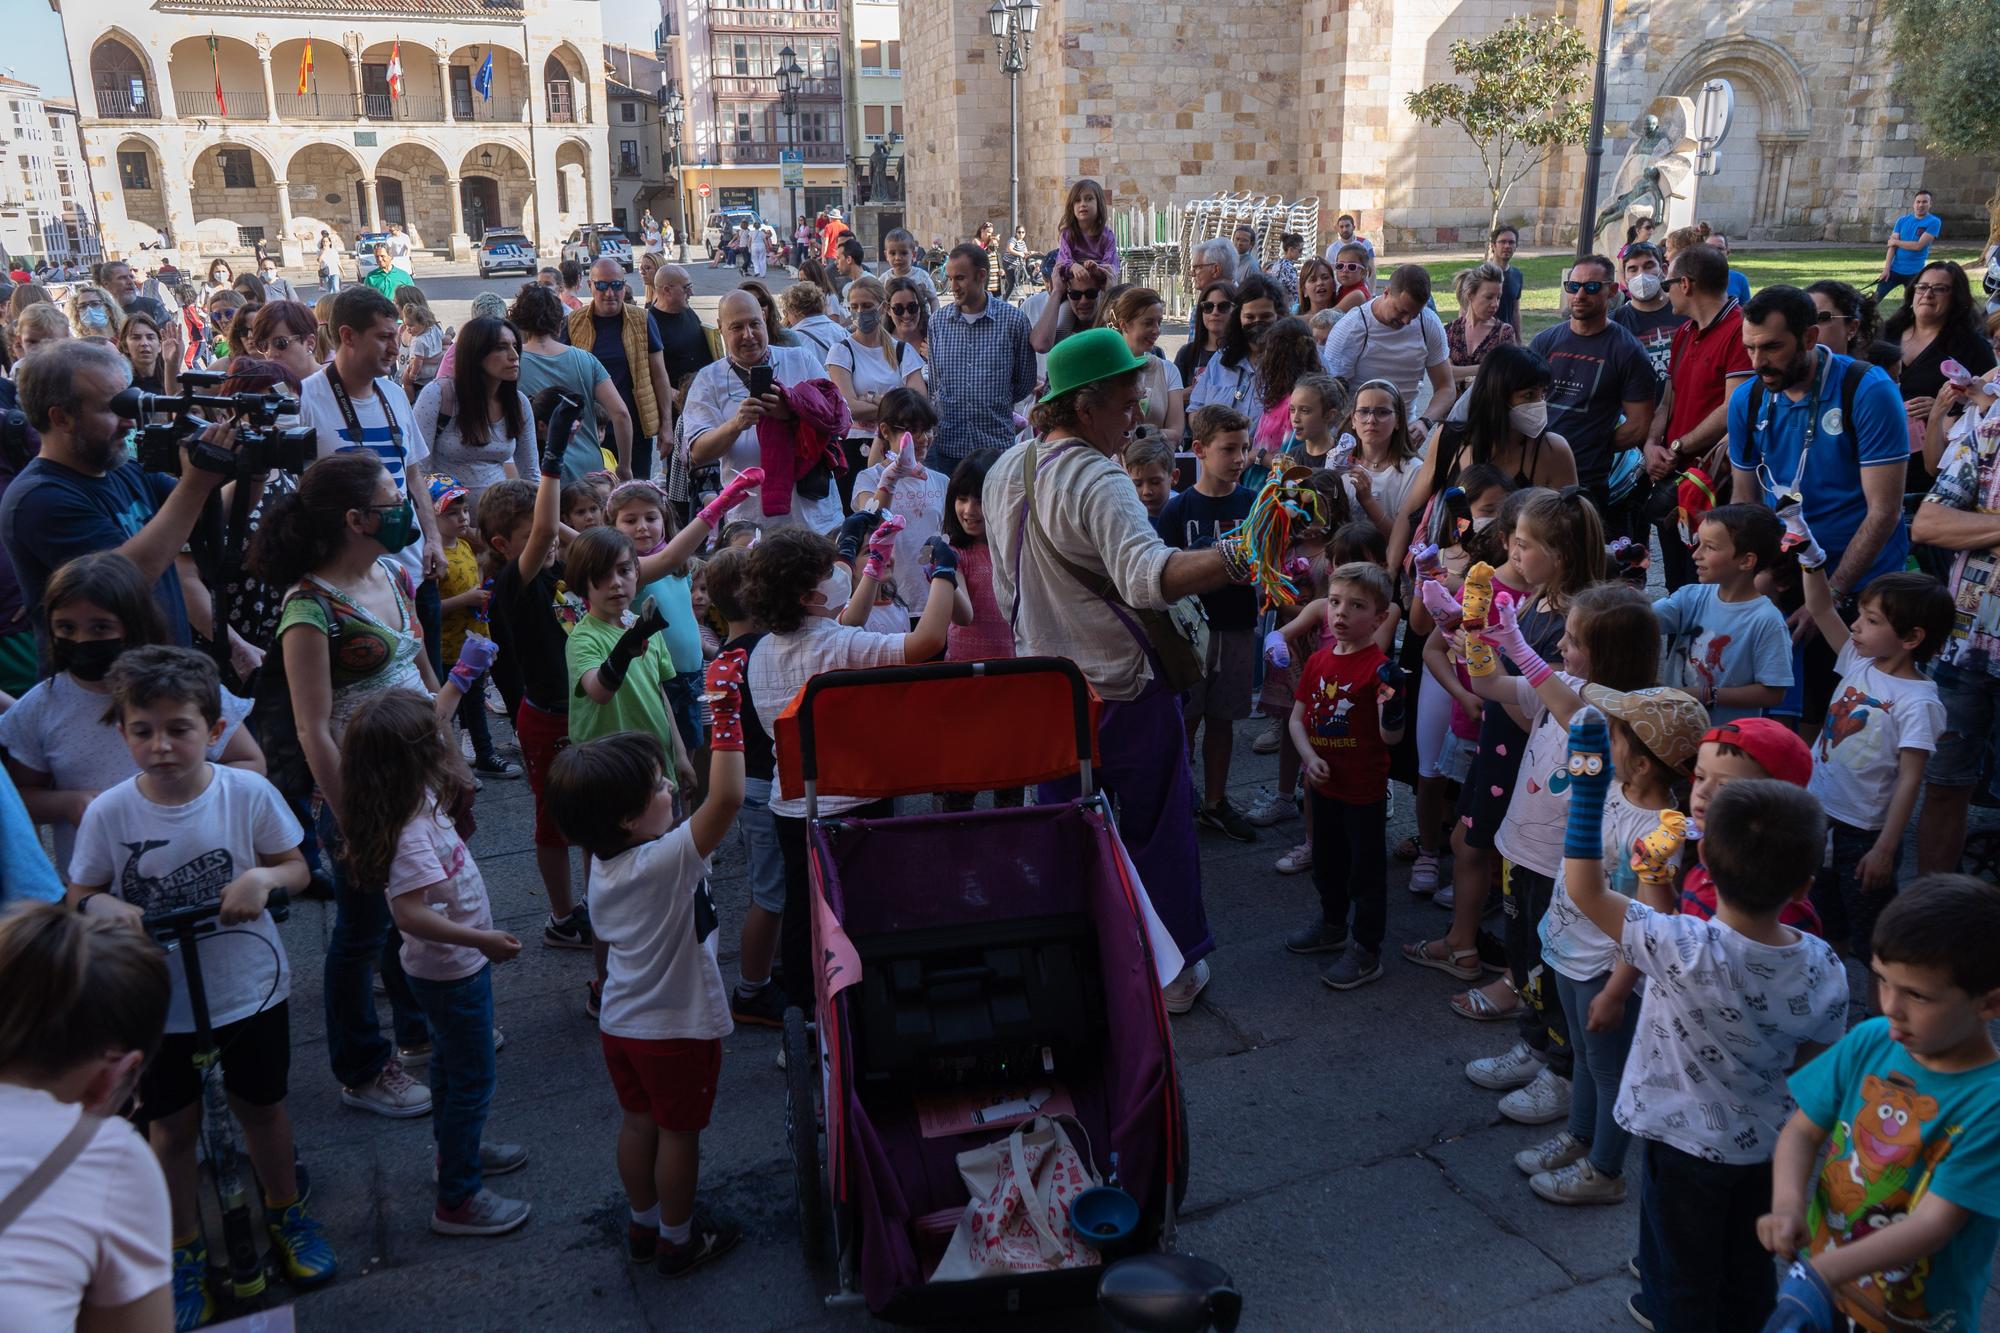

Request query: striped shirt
[
  {"left": 297, "top": 368, "right": 430, "bottom": 583},
  {"left": 929, "top": 296, "right": 1037, "bottom": 469}
]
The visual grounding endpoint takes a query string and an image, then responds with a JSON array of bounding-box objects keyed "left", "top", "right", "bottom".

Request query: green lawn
[{"left": 1417, "top": 246, "right": 1929, "bottom": 337}]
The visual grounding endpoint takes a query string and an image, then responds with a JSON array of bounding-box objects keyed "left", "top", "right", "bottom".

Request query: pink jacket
[{"left": 757, "top": 377, "right": 853, "bottom": 516}]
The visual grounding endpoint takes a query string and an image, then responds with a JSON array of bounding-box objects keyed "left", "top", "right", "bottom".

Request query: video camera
[{"left": 112, "top": 370, "right": 316, "bottom": 477}]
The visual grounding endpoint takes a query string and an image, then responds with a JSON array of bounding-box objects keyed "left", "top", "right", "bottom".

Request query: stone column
[
  {"left": 258, "top": 50, "right": 279, "bottom": 124},
  {"left": 274, "top": 179, "right": 303, "bottom": 263},
  {"left": 349, "top": 51, "right": 368, "bottom": 123},
  {"left": 446, "top": 175, "right": 470, "bottom": 260},
  {"left": 362, "top": 175, "right": 380, "bottom": 230},
  {"left": 163, "top": 153, "right": 198, "bottom": 253},
  {"left": 437, "top": 55, "right": 455, "bottom": 124}
]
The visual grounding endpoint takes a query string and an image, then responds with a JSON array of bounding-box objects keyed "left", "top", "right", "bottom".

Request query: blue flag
[{"left": 474, "top": 50, "right": 493, "bottom": 101}]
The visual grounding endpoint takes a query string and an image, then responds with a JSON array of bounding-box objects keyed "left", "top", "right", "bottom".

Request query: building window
[
  {"left": 799, "top": 110, "right": 827, "bottom": 143},
  {"left": 556, "top": 172, "right": 569, "bottom": 213},
  {"left": 803, "top": 186, "right": 841, "bottom": 217},
  {"left": 734, "top": 110, "right": 752, "bottom": 144},
  {"left": 620, "top": 139, "right": 640, "bottom": 172},
  {"left": 732, "top": 41, "right": 750, "bottom": 77},
  {"left": 237, "top": 225, "right": 265, "bottom": 247},
  {"left": 620, "top": 102, "right": 637, "bottom": 123},
  {"left": 218, "top": 148, "right": 257, "bottom": 190},
  {"left": 886, "top": 41, "right": 901, "bottom": 72},
  {"left": 860, "top": 40, "right": 880, "bottom": 71},
  {"left": 891, "top": 105, "right": 903, "bottom": 135},
  {"left": 613, "top": 206, "right": 628, "bottom": 233},
  {"left": 863, "top": 105, "right": 883, "bottom": 137}
]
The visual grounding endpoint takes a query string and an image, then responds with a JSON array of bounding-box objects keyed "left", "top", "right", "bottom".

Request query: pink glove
[
  {"left": 1942, "top": 358, "right": 1974, "bottom": 389},
  {"left": 862, "top": 511, "right": 904, "bottom": 583},
  {"left": 700, "top": 466, "right": 765, "bottom": 527},
  {"left": 1478, "top": 590, "right": 1552, "bottom": 687},
  {"left": 1418, "top": 577, "right": 1463, "bottom": 632},
  {"left": 1777, "top": 501, "right": 1826, "bottom": 570},
  {"left": 1282, "top": 554, "right": 1311, "bottom": 583}
]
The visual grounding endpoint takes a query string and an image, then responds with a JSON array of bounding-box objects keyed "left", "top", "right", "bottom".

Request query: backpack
[{"left": 249, "top": 588, "right": 339, "bottom": 805}]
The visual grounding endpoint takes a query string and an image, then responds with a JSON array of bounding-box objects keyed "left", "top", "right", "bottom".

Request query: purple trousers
[{"left": 1040, "top": 680, "right": 1213, "bottom": 966}]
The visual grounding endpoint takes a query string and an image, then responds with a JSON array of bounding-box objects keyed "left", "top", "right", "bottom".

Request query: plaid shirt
[{"left": 929, "top": 297, "right": 1037, "bottom": 468}]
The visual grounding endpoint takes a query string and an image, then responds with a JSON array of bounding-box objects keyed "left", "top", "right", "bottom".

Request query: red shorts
[
  {"left": 515, "top": 699, "right": 570, "bottom": 849},
  {"left": 600, "top": 1032, "right": 722, "bottom": 1131}
]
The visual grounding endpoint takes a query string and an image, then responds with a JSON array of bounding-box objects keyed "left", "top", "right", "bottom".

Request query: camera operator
[
  {"left": 0, "top": 340, "right": 244, "bottom": 654},
  {"left": 294, "top": 287, "right": 443, "bottom": 645}
]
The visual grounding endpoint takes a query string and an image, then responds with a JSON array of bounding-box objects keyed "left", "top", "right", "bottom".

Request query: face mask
[
  {"left": 369, "top": 498, "right": 419, "bottom": 553},
  {"left": 854, "top": 308, "right": 882, "bottom": 335},
  {"left": 811, "top": 564, "right": 851, "bottom": 618},
  {"left": 1510, "top": 400, "right": 1549, "bottom": 438},
  {"left": 80, "top": 305, "right": 111, "bottom": 331},
  {"left": 1471, "top": 514, "right": 1497, "bottom": 533},
  {"left": 53, "top": 636, "right": 125, "bottom": 682},
  {"left": 1626, "top": 271, "right": 1663, "bottom": 302}
]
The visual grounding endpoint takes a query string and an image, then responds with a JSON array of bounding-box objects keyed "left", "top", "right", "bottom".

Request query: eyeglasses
[
  {"left": 266, "top": 335, "right": 306, "bottom": 352},
  {"left": 1563, "top": 280, "right": 1608, "bottom": 295},
  {"left": 1913, "top": 283, "right": 1953, "bottom": 297},
  {"left": 1198, "top": 300, "right": 1235, "bottom": 314},
  {"left": 1813, "top": 311, "right": 1851, "bottom": 325},
  {"left": 592, "top": 280, "right": 623, "bottom": 292},
  {"left": 889, "top": 302, "right": 922, "bottom": 316},
  {"left": 1067, "top": 288, "right": 1099, "bottom": 302},
  {"left": 1351, "top": 406, "right": 1395, "bottom": 419}
]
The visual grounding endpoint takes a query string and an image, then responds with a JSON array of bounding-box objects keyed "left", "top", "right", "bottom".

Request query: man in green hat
[{"left": 986, "top": 326, "right": 1254, "bottom": 1017}]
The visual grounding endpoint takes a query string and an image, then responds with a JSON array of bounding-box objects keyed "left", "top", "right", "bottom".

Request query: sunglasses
[
  {"left": 1067, "top": 288, "right": 1099, "bottom": 301},
  {"left": 266, "top": 335, "right": 308, "bottom": 352},
  {"left": 1661, "top": 275, "right": 1689, "bottom": 290},
  {"left": 1199, "top": 300, "right": 1235, "bottom": 314},
  {"left": 1333, "top": 262, "right": 1363, "bottom": 272},
  {"left": 890, "top": 302, "right": 922, "bottom": 316},
  {"left": 1563, "top": 280, "right": 1608, "bottom": 295},
  {"left": 592, "top": 280, "right": 623, "bottom": 292}
]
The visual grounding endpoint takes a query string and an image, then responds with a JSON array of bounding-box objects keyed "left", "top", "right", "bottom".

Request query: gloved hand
[
  {"left": 537, "top": 391, "right": 582, "bottom": 476},
  {"left": 1410, "top": 541, "right": 1444, "bottom": 583},
  {"left": 698, "top": 466, "right": 764, "bottom": 527},
  {"left": 1630, "top": 810, "right": 1689, "bottom": 889},
  {"left": 1263, "top": 628, "right": 1290, "bottom": 669},
  {"left": 884, "top": 434, "right": 926, "bottom": 482},
  {"left": 1480, "top": 590, "right": 1553, "bottom": 687},
  {"left": 1328, "top": 433, "right": 1357, "bottom": 473},
  {"left": 1562, "top": 705, "right": 1615, "bottom": 861},
  {"left": 1377, "top": 661, "right": 1409, "bottom": 731},
  {"left": 595, "top": 597, "right": 667, "bottom": 695},
  {"left": 924, "top": 536, "right": 959, "bottom": 587},
  {"left": 1282, "top": 553, "right": 1311, "bottom": 583},
  {"left": 448, "top": 632, "right": 500, "bottom": 695},
  {"left": 704, "top": 648, "right": 748, "bottom": 753},
  {"left": 1440, "top": 486, "right": 1473, "bottom": 543},
  {"left": 1942, "top": 357, "right": 1975, "bottom": 389},
  {"left": 1459, "top": 562, "right": 1498, "bottom": 677},
  {"left": 861, "top": 511, "right": 905, "bottom": 583},
  {"left": 1763, "top": 1261, "right": 1836, "bottom": 1333},
  {"left": 1777, "top": 501, "right": 1826, "bottom": 571},
  {"left": 836, "top": 509, "right": 884, "bottom": 563},
  {"left": 1418, "top": 577, "right": 1463, "bottom": 631}
]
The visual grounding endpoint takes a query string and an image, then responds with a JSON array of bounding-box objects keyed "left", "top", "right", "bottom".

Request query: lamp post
[
  {"left": 987, "top": 0, "right": 1040, "bottom": 241},
  {"left": 777, "top": 44, "right": 804, "bottom": 242},
  {"left": 662, "top": 80, "right": 687, "bottom": 260},
  {"left": 1575, "top": 0, "right": 1615, "bottom": 257}
]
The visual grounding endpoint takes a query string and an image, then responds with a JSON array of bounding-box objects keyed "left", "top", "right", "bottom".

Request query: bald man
[
  {"left": 565, "top": 256, "right": 672, "bottom": 477},
  {"left": 684, "top": 289, "right": 836, "bottom": 531},
  {"left": 647, "top": 262, "right": 715, "bottom": 407}
]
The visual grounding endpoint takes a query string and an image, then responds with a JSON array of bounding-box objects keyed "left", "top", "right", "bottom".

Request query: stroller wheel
[{"left": 782, "top": 1007, "right": 826, "bottom": 1262}]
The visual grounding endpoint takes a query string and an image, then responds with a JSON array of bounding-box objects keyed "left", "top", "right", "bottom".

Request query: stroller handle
[{"left": 795, "top": 657, "right": 1097, "bottom": 789}]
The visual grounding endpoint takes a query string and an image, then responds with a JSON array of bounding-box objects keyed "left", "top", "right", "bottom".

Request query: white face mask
[
  {"left": 1471, "top": 514, "right": 1497, "bottom": 532},
  {"left": 1626, "top": 271, "right": 1663, "bottom": 302},
  {"left": 810, "top": 564, "right": 851, "bottom": 619},
  {"left": 1510, "top": 400, "right": 1549, "bottom": 438}
]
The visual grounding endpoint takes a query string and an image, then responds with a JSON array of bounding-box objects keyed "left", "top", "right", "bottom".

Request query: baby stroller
[{"left": 774, "top": 659, "right": 1236, "bottom": 1327}]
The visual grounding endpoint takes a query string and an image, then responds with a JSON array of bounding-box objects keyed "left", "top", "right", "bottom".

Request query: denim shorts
[
  {"left": 739, "top": 776, "right": 786, "bottom": 914},
  {"left": 1925, "top": 659, "right": 2000, "bottom": 789}
]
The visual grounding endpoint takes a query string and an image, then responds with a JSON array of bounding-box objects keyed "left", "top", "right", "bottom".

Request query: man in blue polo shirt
[
  {"left": 1875, "top": 188, "right": 1941, "bottom": 308},
  {"left": 1729, "top": 284, "right": 1909, "bottom": 739}
]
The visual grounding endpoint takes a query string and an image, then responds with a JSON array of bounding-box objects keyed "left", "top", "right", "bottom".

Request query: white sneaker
[
  {"left": 1514, "top": 1129, "right": 1588, "bottom": 1176},
  {"left": 1530, "top": 1157, "right": 1626, "bottom": 1206},
  {"left": 1162, "top": 959, "right": 1211, "bottom": 1014},
  {"left": 1466, "top": 1040, "right": 1543, "bottom": 1091},
  {"left": 1498, "top": 1067, "right": 1571, "bottom": 1125},
  {"left": 1250, "top": 721, "right": 1283, "bottom": 754},
  {"left": 1243, "top": 789, "right": 1297, "bottom": 827},
  {"left": 1274, "top": 843, "right": 1312, "bottom": 875},
  {"left": 341, "top": 1059, "right": 433, "bottom": 1118},
  {"left": 1409, "top": 852, "right": 1442, "bottom": 895}
]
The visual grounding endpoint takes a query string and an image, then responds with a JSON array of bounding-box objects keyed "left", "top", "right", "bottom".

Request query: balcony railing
[
  {"left": 175, "top": 88, "right": 267, "bottom": 119},
  {"left": 92, "top": 87, "right": 157, "bottom": 118},
  {"left": 618, "top": 159, "right": 642, "bottom": 177},
  {"left": 706, "top": 5, "right": 839, "bottom": 32},
  {"left": 708, "top": 73, "right": 840, "bottom": 98},
  {"left": 712, "top": 139, "right": 843, "bottom": 165},
  {"left": 359, "top": 93, "right": 445, "bottom": 121}
]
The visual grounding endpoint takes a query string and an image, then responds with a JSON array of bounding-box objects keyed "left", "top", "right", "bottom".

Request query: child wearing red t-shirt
[{"left": 1285, "top": 561, "right": 1408, "bottom": 990}]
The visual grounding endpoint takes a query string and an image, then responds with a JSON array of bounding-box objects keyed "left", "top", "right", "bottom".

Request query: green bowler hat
[{"left": 1038, "top": 327, "right": 1152, "bottom": 403}]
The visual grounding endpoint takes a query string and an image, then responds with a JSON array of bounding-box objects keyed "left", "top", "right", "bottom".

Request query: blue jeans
[
  {"left": 1554, "top": 969, "right": 1641, "bottom": 1176},
  {"left": 407, "top": 966, "right": 496, "bottom": 1207},
  {"left": 319, "top": 801, "right": 428, "bottom": 1088},
  {"left": 1637, "top": 1139, "right": 1776, "bottom": 1332},
  {"left": 1811, "top": 818, "right": 1898, "bottom": 963}
]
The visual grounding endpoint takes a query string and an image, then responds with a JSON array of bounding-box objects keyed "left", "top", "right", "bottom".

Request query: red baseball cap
[{"left": 1699, "top": 718, "right": 1812, "bottom": 788}]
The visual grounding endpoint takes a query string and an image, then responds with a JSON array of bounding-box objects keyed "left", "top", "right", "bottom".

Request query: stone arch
[
  {"left": 1661, "top": 37, "right": 1812, "bottom": 237},
  {"left": 447, "top": 43, "right": 528, "bottom": 120},
  {"left": 189, "top": 141, "right": 284, "bottom": 253},
  {"left": 167, "top": 35, "right": 265, "bottom": 121},
  {"left": 542, "top": 43, "right": 589, "bottom": 123},
  {"left": 554, "top": 138, "right": 592, "bottom": 225},
  {"left": 114, "top": 134, "right": 170, "bottom": 238},
  {"left": 89, "top": 31, "right": 160, "bottom": 119},
  {"left": 376, "top": 142, "right": 453, "bottom": 250},
  {"left": 285, "top": 142, "right": 367, "bottom": 235},
  {"left": 458, "top": 142, "right": 533, "bottom": 240}
]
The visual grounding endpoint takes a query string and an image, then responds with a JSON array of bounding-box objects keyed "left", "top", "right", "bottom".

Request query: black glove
[
  {"left": 593, "top": 596, "right": 667, "bottom": 695},
  {"left": 924, "top": 535, "right": 959, "bottom": 587},
  {"left": 837, "top": 509, "right": 884, "bottom": 563},
  {"left": 1377, "top": 662, "right": 1409, "bottom": 732},
  {"left": 538, "top": 391, "right": 582, "bottom": 476}
]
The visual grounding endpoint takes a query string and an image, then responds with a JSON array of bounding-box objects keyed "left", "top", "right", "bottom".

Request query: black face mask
[{"left": 53, "top": 636, "right": 125, "bottom": 682}]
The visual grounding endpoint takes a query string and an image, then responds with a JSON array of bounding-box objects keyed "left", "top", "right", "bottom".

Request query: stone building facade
[
  {"left": 903, "top": 0, "right": 2000, "bottom": 253},
  {"left": 59, "top": 0, "right": 612, "bottom": 263}
]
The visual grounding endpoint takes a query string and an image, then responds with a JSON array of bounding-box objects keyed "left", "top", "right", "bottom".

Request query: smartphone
[{"left": 749, "top": 365, "right": 775, "bottom": 398}]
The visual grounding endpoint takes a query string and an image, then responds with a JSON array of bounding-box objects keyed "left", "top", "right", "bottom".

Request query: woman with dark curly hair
[{"left": 1884, "top": 259, "right": 1996, "bottom": 487}]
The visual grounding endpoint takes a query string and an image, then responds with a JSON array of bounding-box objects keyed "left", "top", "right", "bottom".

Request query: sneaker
[
  {"left": 1434, "top": 884, "right": 1456, "bottom": 910},
  {"left": 626, "top": 1222, "right": 658, "bottom": 1264},
  {"left": 544, "top": 912, "right": 593, "bottom": 950},
  {"left": 1284, "top": 917, "right": 1349, "bottom": 955},
  {"left": 473, "top": 756, "right": 523, "bottom": 780},
  {"left": 1320, "top": 943, "right": 1384, "bottom": 990},
  {"left": 1498, "top": 1067, "right": 1572, "bottom": 1126},
  {"left": 1161, "top": 959, "right": 1210, "bottom": 1014},
  {"left": 729, "top": 982, "right": 786, "bottom": 1028},
  {"left": 1251, "top": 720, "right": 1283, "bottom": 754},
  {"left": 1529, "top": 1158, "right": 1626, "bottom": 1206},
  {"left": 484, "top": 679, "right": 507, "bottom": 716},
  {"left": 656, "top": 1206, "right": 743, "bottom": 1278},
  {"left": 433, "top": 1142, "right": 530, "bottom": 1182},
  {"left": 1513, "top": 1129, "right": 1589, "bottom": 1176},
  {"left": 172, "top": 1237, "right": 214, "bottom": 1331},
  {"left": 1274, "top": 842, "right": 1313, "bottom": 875},
  {"left": 1466, "top": 1040, "right": 1543, "bottom": 1091},
  {"left": 1195, "top": 799, "right": 1256, "bottom": 843},
  {"left": 1243, "top": 789, "right": 1297, "bottom": 827},
  {"left": 431, "top": 1187, "right": 533, "bottom": 1236},
  {"left": 265, "top": 1197, "right": 338, "bottom": 1287},
  {"left": 584, "top": 977, "right": 602, "bottom": 1020},
  {"left": 340, "top": 1060, "right": 432, "bottom": 1118},
  {"left": 1627, "top": 1255, "right": 1641, "bottom": 1280},
  {"left": 1627, "top": 1292, "right": 1654, "bottom": 1330},
  {"left": 1409, "top": 852, "right": 1442, "bottom": 895}
]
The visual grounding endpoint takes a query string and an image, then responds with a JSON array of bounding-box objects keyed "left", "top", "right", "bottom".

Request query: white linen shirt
[
  {"left": 748, "top": 616, "right": 910, "bottom": 819},
  {"left": 681, "top": 344, "right": 838, "bottom": 532}
]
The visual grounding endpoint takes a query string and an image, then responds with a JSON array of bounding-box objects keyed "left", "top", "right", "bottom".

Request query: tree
[
  {"left": 1882, "top": 0, "right": 2000, "bottom": 238},
  {"left": 1404, "top": 15, "right": 1596, "bottom": 237}
]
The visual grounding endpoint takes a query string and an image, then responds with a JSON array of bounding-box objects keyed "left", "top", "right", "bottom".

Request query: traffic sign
[
  {"left": 780, "top": 149, "right": 804, "bottom": 190},
  {"left": 697, "top": 182, "right": 711, "bottom": 198}
]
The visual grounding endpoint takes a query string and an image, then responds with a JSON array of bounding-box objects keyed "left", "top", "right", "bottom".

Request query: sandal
[
  {"left": 1393, "top": 836, "right": 1421, "bottom": 862},
  {"left": 1400, "top": 937, "right": 1483, "bottom": 981},
  {"left": 1449, "top": 984, "right": 1520, "bottom": 1022}
]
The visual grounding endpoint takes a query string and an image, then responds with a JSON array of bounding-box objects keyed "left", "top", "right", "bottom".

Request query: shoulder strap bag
[{"left": 0, "top": 1110, "right": 103, "bottom": 1238}]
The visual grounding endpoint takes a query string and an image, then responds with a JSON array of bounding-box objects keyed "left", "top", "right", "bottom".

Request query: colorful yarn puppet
[
  {"left": 1223, "top": 466, "right": 1332, "bottom": 611},
  {"left": 1459, "top": 561, "right": 1498, "bottom": 677}
]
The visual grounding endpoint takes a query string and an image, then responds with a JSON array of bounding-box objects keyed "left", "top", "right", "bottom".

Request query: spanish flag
[{"left": 297, "top": 38, "right": 313, "bottom": 97}]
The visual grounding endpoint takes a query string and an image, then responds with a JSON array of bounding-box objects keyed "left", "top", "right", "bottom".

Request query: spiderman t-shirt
[
  {"left": 1293, "top": 643, "right": 1390, "bottom": 804},
  {"left": 1807, "top": 642, "right": 1944, "bottom": 831}
]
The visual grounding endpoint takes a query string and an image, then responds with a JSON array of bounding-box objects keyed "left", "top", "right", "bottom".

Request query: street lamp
[
  {"left": 1576, "top": 0, "right": 1614, "bottom": 256},
  {"left": 663, "top": 80, "right": 688, "bottom": 258},
  {"left": 777, "top": 45, "right": 804, "bottom": 241},
  {"left": 988, "top": 0, "right": 1040, "bottom": 240}
]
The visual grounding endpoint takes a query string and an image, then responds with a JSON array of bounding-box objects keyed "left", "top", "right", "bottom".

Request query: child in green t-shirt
[{"left": 564, "top": 525, "right": 691, "bottom": 788}]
